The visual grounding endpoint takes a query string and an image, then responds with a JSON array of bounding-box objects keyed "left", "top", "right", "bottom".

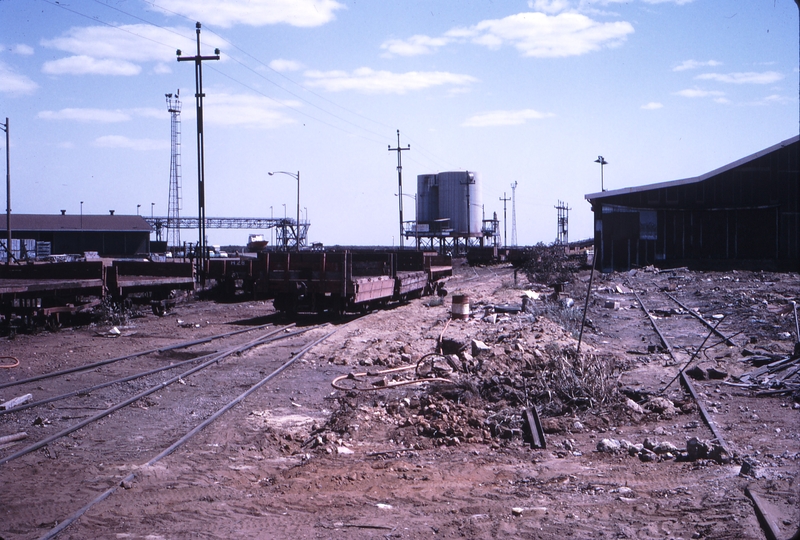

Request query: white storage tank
[{"left": 416, "top": 171, "right": 483, "bottom": 236}]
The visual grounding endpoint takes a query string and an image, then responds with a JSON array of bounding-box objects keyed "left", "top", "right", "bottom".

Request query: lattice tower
[
  {"left": 555, "top": 200, "right": 570, "bottom": 244},
  {"left": 166, "top": 91, "right": 182, "bottom": 249},
  {"left": 510, "top": 181, "right": 518, "bottom": 246}
]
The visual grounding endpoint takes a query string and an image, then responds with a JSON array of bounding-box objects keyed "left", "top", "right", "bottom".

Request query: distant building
[
  {"left": 585, "top": 135, "right": 799, "bottom": 272},
  {"left": 0, "top": 212, "right": 152, "bottom": 259}
]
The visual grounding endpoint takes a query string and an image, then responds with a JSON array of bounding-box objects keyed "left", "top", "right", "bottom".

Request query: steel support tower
[
  {"left": 555, "top": 200, "right": 570, "bottom": 245},
  {"left": 166, "top": 91, "right": 182, "bottom": 250}
]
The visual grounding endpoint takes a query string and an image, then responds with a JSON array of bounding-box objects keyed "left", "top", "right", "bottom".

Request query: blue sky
[{"left": 1, "top": 0, "right": 797, "bottom": 248}]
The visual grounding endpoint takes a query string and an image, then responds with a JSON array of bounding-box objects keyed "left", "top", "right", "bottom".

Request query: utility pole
[
  {"left": 510, "top": 181, "right": 518, "bottom": 246},
  {"left": 499, "top": 192, "right": 510, "bottom": 247},
  {"left": 1, "top": 118, "right": 9, "bottom": 264},
  {"left": 177, "top": 22, "right": 219, "bottom": 281},
  {"left": 166, "top": 90, "right": 182, "bottom": 251},
  {"left": 388, "top": 130, "right": 410, "bottom": 249},
  {"left": 461, "top": 171, "right": 475, "bottom": 253}
]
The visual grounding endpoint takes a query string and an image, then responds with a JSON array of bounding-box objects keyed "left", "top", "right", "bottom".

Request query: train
[{"left": 206, "top": 249, "right": 452, "bottom": 315}]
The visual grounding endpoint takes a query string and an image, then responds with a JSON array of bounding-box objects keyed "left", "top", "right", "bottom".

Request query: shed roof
[
  {"left": 0, "top": 214, "right": 153, "bottom": 232},
  {"left": 585, "top": 134, "right": 799, "bottom": 202}
]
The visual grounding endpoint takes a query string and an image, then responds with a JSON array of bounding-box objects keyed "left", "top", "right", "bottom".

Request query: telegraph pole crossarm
[
  {"left": 499, "top": 192, "right": 510, "bottom": 248},
  {"left": 388, "top": 130, "right": 410, "bottom": 249},
  {"left": 177, "top": 22, "right": 219, "bottom": 282}
]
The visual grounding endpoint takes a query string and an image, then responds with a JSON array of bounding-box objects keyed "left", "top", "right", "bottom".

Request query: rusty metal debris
[{"left": 735, "top": 350, "right": 800, "bottom": 396}]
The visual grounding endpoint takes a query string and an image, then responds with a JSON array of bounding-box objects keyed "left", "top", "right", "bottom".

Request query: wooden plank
[{"left": 523, "top": 406, "right": 546, "bottom": 449}]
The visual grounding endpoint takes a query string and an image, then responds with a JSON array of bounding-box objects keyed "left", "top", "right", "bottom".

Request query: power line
[{"left": 42, "top": 0, "right": 462, "bottom": 187}]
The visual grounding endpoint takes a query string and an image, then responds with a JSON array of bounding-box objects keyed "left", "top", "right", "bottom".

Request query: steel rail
[
  {"left": 0, "top": 322, "right": 279, "bottom": 390},
  {"left": 663, "top": 291, "right": 738, "bottom": 347},
  {"left": 633, "top": 289, "right": 679, "bottom": 362},
  {"left": 0, "top": 325, "right": 307, "bottom": 416},
  {"left": 632, "top": 288, "right": 732, "bottom": 456},
  {"left": 0, "top": 325, "right": 309, "bottom": 467},
  {"left": 39, "top": 326, "right": 342, "bottom": 540}
]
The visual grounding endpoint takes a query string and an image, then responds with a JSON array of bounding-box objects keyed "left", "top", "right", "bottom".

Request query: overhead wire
[{"left": 42, "top": 0, "right": 463, "bottom": 176}]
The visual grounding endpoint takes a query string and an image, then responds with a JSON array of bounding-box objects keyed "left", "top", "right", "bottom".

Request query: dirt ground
[{"left": 1, "top": 261, "right": 798, "bottom": 539}]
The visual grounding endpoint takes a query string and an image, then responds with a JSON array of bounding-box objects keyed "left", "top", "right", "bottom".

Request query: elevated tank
[{"left": 416, "top": 171, "right": 483, "bottom": 236}]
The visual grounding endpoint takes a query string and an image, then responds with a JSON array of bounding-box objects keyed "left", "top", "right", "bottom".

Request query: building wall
[
  {"left": 590, "top": 139, "right": 798, "bottom": 271},
  {"left": 5, "top": 230, "right": 150, "bottom": 257}
]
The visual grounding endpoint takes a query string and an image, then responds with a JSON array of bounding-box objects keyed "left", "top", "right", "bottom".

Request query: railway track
[
  {"left": 0, "top": 318, "right": 348, "bottom": 538},
  {"left": 622, "top": 275, "right": 799, "bottom": 540}
]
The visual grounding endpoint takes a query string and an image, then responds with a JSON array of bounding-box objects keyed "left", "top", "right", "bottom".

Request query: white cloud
[
  {"left": 462, "top": 109, "right": 555, "bottom": 127},
  {"left": 0, "top": 61, "right": 38, "bottom": 94},
  {"left": 457, "top": 12, "right": 633, "bottom": 58},
  {"left": 42, "top": 56, "right": 141, "bottom": 76},
  {"left": 40, "top": 24, "right": 225, "bottom": 76},
  {"left": 380, "top": 35, "right": 452, "bottom": 57},
  {"left": 94, "top": 135, "right": 169, "bottom": 151},
  {"left": 380, "top": 11, "right": 633, "bottom": 59},
  {"left": 749, "top": 94, "right": 792, "bottom": 106},
  {"left": 528, "top": 0, "right": 572, "bottom": 14},
  {"left": 153, "top": 63, "right": 172, "bottom": 74},
  {"left": 202, "top": 93, "right": 298, "bottom": 128},
  {"left": 12, "top": 44, "right": 34, "bottom": 55},
  {"left": 673, "top": 59, "right": 721, "bottom": 71},
  {"left": 130, "top": 108, "right": 164, "bottom": 119},
  {"left": 153, "top": 0, "right": 345, "bottom": 28},
  {"left": 39, "top": 108, "right": 131, "bottom": 122},
  {"left": 674, "top": 88, "right": 725, "bottom": 98},
  {"left": 38, "top": 107, "right": 164, "bottom": 122},
  {"left": 270, "top": 59, "right": 304, "bottom": 72},
  {"left": 304, "top": 67, "right": 477, "bottom": 94},
  {"left": 695, "top": 71, "right": 783, "bottom": 85},
  {"left": 641, "top": 0, "right": 695, "bottom": 4},
  {"left": 641, "top": 102, "right": 663, "bottom": 110}
]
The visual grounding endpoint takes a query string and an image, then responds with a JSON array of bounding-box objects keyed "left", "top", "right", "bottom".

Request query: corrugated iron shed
[{"left": 585, "top": 135, "right": 799, "bottom": 272}]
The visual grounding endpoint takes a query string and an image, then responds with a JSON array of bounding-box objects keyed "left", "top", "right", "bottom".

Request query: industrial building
[
  {"left": 0, "top": 212, "right": 152, "bottom": 260},
  {"left": 407, "top": 171, "right": 499, "bottom": 254},
  {"left": 585, "top": 135, "right": 799, "bottom": 272}
]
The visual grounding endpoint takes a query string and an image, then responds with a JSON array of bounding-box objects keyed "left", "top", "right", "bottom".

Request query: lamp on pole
[
  {"left": 151, "top": 202, "right": 155, "bottom": 219},
  {"left": 594, "top": 156, "right": 608, "bottom": 191},
  {"left": 137, "top": 204, "right": 141, "bottom": 215},
  {"left": 269, "top": 171, "right": 300, "bottom": 251}
]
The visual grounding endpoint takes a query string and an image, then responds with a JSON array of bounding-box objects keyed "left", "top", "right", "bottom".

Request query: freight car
[{"left": 263, "top": 250, "right": 451, "bottom": 315}]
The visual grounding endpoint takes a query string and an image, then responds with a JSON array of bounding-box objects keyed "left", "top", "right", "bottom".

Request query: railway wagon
[
  {"left": 268, "top": 251, "right": 395, "bottom": 314},
  {"left": 205, "top": 257, "right": 261, "bottom": 297}
]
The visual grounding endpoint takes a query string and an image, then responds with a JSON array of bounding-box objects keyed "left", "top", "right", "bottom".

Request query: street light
[
  {"left": 151, "top": 202, "right": 155, "bottom": 219},
  {"left": 268, "top": 170, "right": 300, "bottom": 251},
  {"left": 137, "top": 204, "right": 141, "bottom": 215},
  {"left": 594, "top": 156, "right": 608, "bottom": 191}
]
